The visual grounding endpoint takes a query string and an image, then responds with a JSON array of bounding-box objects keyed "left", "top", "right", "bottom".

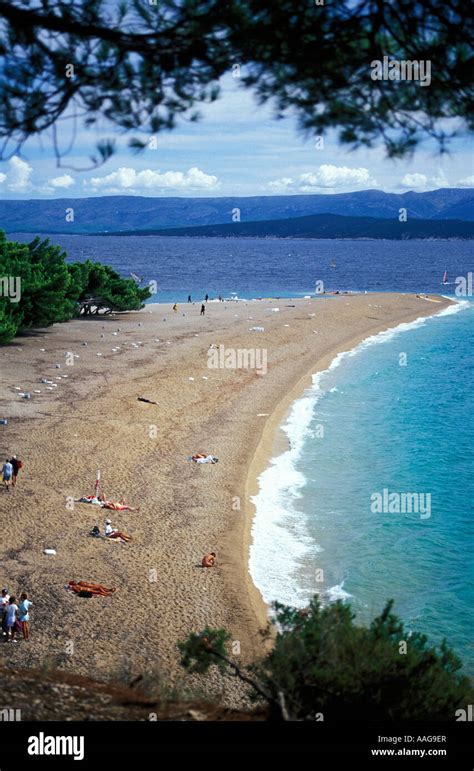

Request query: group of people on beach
[
  {"left": 173, "top": 299, "right": 207, "bottom": 315},
  {"left": 0, "top": 298, "right": 225, "bottom": 659},
  {"left": 1, "top": 453, "right": 31, "bottom": 642},
  {"left": 187, "top": 294, "right": 224, "bottom": 303},
  {"left": 2, "top": 454, "right": 22, "bottom": 491},
  {"left": 174, "top": 293, "right": 227, "bottom": 317},
  {"left": 1, "top": 588, "right": 32, "bottom": 642},
  {"left": 187, "top": 293, "right": 213, "bottom": 303}
]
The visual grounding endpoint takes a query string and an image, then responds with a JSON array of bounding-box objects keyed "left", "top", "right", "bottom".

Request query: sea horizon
[{"left": 7, "top": 233, "right": 472, "bottom": 303}]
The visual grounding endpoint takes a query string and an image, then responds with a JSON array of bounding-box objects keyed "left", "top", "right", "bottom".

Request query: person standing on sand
[
  {"left": 205, "top": 294, "right": 209, "bottom": 303},
  {"left": 0, "top": 588, "right": 9, "bottom": 636},
  {"left": 18, "top": 592, "right": 32, "bottom": 641},
  {"left": 200, "top": 304, "right": 205, "bottom": 316},
  {"left": 2, "top": 459, "right": 13, "bottom": 491},
  {"left": 172, "top": 303, "right": 178, "bottom": 313},
  {"left": 4, "top": 596, "right": 18, "bottom": 642},
  {"left": 10, "top": 455, "right": 22, "bottom": 487},
  {"left": 188, "top": 294, "right": 192, "bottom": 303}
]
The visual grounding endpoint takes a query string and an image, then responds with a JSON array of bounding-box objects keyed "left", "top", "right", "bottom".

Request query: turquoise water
[{"left": 250, "top": 301, "right": 474, "bottom": 673}]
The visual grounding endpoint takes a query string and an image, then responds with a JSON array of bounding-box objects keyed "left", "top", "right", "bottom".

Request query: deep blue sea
[
  {"left": 8, "top": 233, "right": 473, "bottom": 301},
  {"left": 9, "top": 233, "right": 473, "bottom": 672}
]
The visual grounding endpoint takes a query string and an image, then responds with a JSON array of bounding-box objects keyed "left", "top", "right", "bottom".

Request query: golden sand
[{"left": 0, "top": 293, "right": 453, "bottom": 705}]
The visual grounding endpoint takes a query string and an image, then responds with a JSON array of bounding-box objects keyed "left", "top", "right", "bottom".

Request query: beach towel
[
  {"left": 88, "top": 533, "right": 124, "bottom": 545},
  {"left": 67, "top": 581, "right": 116, "bottom": 597}
]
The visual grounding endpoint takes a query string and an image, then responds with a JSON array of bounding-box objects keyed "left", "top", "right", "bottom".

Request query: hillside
[
  {"left": 1, "top": 188, "right": 473, "bottom": 234},
  {"left": 0, "top": 666, "right": 260, "bottom": 721},
  {"left": 111, "top": 212, "right": 474, "bottom": 239}
]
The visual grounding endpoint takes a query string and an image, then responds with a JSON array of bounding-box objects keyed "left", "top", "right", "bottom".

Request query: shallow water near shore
[{"left": 250, "top": 300, "right": 474, "bottom": 673}]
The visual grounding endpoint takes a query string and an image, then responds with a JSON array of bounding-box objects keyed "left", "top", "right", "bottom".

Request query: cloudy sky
[{"left": 0, "top": 75, "right": 472, "bottom": 199}]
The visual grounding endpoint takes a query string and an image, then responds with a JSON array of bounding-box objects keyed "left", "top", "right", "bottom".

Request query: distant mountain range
[
  {"left": 1, "top": 188, "right": 473, "bottom": 236},
  {"left": 114, "top": 213, "right": 474, "bottom": 240}
]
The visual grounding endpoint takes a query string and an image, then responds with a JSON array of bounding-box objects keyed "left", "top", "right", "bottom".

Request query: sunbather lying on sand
[
  {"left": 102, "top": 499, "right": 139, "bottom": 512},
  {"left": 189, "top": 454, "right": 219, "bottom": 464},
  {"left": 77, "top": 494, "right": 138, "bottom": 511},
  {"left": 416, "top": 294, "right": 442, "bottom": 303},
  {"left": 67, "top": 580, "right": 116, "bottom": 597},
  {"left": 104, "top": 518, "right": 133, "bottom": 542}
]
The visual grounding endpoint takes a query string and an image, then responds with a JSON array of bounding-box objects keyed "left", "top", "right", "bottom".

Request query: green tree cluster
[
  {"left": 179, "top": 598, "right": 473, "bottom": 721},
  {"left": 0, "top": 232, "right": 150, "bottom": 343}
]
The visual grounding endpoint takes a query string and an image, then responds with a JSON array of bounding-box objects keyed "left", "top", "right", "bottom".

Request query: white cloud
[
  {"left": 431, "top": 169, "right": 450, "bottom": 189},
  {"left": 400, "top": 173, "right": 428, "bottom": 190},
  {"left": 399, "top": 169, "right": 453, "bottom": 191},
  {"left": 0, "top": 155, "right": 33, "bottom": 192},
  {"left": 299, "top": 165, "right": 376, "bottom": 190},
  {"left": 49, "top": 174, "right": 75, "bottom": 188},
  {"left": 86, "top": 166, "right": 220, "bottom": 192},
  {"left": 456, "top": 175, "right": 474, "bottom": 188},
  {"left": 267, "top": 177, "right": 294, "bottom": 192},
  {"left": 267, "top": 165, "right": 377, "bottom": 193}
]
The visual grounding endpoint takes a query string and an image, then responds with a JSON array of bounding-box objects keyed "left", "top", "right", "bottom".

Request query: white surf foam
[
  {"left": 249, "top": 298, "right": 470, "bottom": 611},
  {"left": 249, "top": 390, "right": 321, "bottom": 608},
  {"left": 324, "top": 581, "right": 353, "bottom": 603}
]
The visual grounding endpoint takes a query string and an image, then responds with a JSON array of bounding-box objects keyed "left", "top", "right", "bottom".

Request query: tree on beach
[
  {"left": 0, "top": 232, "right": 151, "bottom": 342},
  {"left": 0, "top": 0, "right": 471, "bottom": 168},
  {"left": 22, "top": 237, "right": 78, "bottom": 327},
  {"left": 74, "top": 259, "right": 151, "bottom": 314},
  {"left": 178, "top": 597, "right": 473, "bottom": 721},
  {"left": 0, "top": 232, "right": 75, "bottom": 341},
  {"left": 0, "top": 294, "right": 20, "bottom": 344}
]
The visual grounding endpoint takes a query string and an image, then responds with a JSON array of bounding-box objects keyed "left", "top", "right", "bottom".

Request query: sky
[{"left": 0, "top": 74, "right": 473, "bottom": 199}]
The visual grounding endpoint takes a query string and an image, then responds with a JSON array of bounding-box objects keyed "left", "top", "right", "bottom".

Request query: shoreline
[
  {"left": 0, "top": 292, "right": 455, "bottom": 708},
  {"left": 243, "top": 298, "right": 460, "bottom": 624}
]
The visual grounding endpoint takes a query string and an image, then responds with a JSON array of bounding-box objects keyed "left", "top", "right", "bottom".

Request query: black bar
[{"left": 0, "top": 720, "right": 471, "bottom": 766}]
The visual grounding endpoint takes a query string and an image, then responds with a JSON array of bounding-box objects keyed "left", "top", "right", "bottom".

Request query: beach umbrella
[{"left": 94, "top": 470, "right": 101, "bottom": 496}]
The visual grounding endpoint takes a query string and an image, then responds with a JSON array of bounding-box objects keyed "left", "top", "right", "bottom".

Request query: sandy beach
[{"left": 0, "top": 292, "right": 454, "bottom": 708}]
